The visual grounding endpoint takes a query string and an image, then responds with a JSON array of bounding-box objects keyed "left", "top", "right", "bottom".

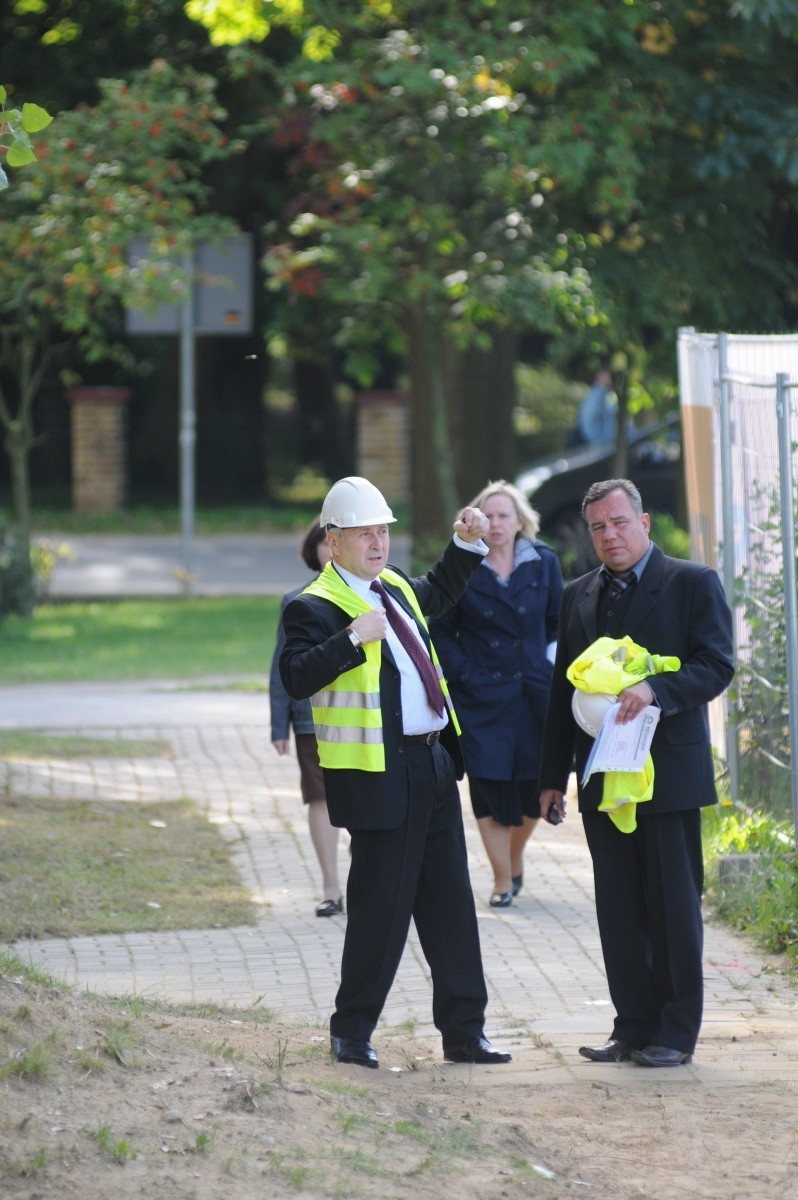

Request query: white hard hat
[
  {"left": 320, "top": 476, "right": 396, "bottom": 528},
  {"left": 571, "top": 690, "right": 617, "bottom": 738}
]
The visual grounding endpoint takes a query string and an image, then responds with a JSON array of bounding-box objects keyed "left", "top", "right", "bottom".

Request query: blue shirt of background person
[{"left": 577, "top": 368, "right": 616, "bottom": 445}]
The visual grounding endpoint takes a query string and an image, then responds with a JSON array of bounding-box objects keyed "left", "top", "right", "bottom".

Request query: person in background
[
  {"left": 432, "top": 481, "right": 563, "bottom": 907},
  {"left": 539, "top": 478, "right": 734, "bottom": 1067},
  {"left": 566, "top": 369, "right": 616, "bottom": 447},
  {"left": 270, "top": 520, "right": 343, "bottom": 917},
  {"left": 280, "top": 476, "right": 512, "bottom": 1070}
]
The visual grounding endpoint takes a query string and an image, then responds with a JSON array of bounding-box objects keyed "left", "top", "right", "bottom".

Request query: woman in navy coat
[{"left": 432, "top": 481, "right": 563, "bottom": 907}]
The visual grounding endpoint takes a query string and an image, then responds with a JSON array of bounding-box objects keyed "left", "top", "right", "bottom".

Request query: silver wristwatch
[{"left": 346, "top": 626, "right": 363, "bottom": 649}]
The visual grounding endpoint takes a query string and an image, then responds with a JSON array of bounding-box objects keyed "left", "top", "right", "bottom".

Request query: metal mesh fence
[
  {"left": 722, "top": 371, "right": 795, "bottom": 821},
  {"left": 677, "top": 329, "right": 798, "bottom": 829}
]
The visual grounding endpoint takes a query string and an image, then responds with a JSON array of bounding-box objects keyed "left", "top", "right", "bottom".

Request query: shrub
[
  {"left": 649, "top": 512, "right": 690, "bottom": 559},
  {"left": 703, "top": 800, "right": 797, "bottom": 967},
  {"left": 0, "top": 520, "right": 36, "bottom": 622}
]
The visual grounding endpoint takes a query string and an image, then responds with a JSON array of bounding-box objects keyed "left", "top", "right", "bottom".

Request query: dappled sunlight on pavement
[{"left": 3, "top": 678, "right": 797, "bottom": 1081}]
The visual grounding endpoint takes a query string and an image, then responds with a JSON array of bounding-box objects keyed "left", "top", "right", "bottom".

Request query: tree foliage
[
  {"left": 257, "top": 2, "right": 644, "bottom": 541},
  {"left": 540, "top": 1, "right": 798, "bottom": 449},
  {"left": 0, "top": 86, "right": 53, "bottom": 190},
  {"left": 0, "top": 61, "right": 240, "bottom": 536},
  {"left": 3, "top": 0, "right": 798, "bottom": 543}
]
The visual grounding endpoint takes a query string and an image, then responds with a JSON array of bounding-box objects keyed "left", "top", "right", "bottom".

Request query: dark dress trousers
[
  {"left": 538, "top": 544, "right": 734, "bottom": 1053},
  {"left": 279, "top": 540, "right": 489, "bottom": 1044}
]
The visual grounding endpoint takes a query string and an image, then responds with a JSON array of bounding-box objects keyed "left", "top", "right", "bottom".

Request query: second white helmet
[
  {"left": 320, "top": 477, "right": 396, "bottom": 528},
  {"left": 571, "top": 690, "right": 617, "bottom": 738}
]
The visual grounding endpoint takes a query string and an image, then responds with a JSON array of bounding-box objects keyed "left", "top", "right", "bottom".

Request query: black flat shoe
[
  {"left": 511, "top": 874, "right": 523, "bottom": 897},
  {"left": 330, "top": 1036, "right": 378, "bottom": 1068},
  {"left": 489, "top": 892, "right": 512, "bottom": 908},
  {"left": 444, "top": 1036, "right": 512, "bottom": 1064},
  {"left": 631, "top": 1044, "right": 692, "bottom": 1067},
  {"left": 316, "top": 897, "right": 344, "bottom": 917},
  {"left": 578, "top": 1039, "right": 634, "bottom": 1063}
]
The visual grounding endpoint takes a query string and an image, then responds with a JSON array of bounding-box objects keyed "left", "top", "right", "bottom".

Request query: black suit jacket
[
  {"left": 279, "top": 539, "right": 483, "bottom": 830},
  {"left": 539, "top": 545, "right": 734, "bottom": 814}
]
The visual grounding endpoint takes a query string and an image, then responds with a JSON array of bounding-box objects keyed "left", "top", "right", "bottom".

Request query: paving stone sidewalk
[{"left": 3, "top": 679, "right": 797, "bottom": 1078}]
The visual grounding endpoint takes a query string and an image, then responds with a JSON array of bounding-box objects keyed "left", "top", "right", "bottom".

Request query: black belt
[{"left": 403, "top": 731, "right": 441, "bottom": 746}]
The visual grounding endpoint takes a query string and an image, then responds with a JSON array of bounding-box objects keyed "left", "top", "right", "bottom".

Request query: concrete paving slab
[
  {"left": 39, "top": 533, "right": 411, "bottom": 599},
  {"left": 4, "top": 680, "right": 796, "bottom": 1083}
]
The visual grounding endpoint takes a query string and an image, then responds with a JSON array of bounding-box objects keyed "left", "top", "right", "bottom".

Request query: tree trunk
[
  {"left": 611, "top": 369, "right": 630, "bottom": 478},
  {"left": 446, "top": 326, "right": 517, "bottom": 502},
  {"left": 404, "top": 306, "right": 459, "bottom": 569},
  {"left": 0, "top": 327, "right": 50, "bottom": 545},
  {"left": 4, "top": 418, "right": 32, "bottom": 543}
]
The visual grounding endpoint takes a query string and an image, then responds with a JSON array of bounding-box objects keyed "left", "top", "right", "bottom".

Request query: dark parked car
[{"left": 515, "top": 415, "right": 683, "bottom": 578}]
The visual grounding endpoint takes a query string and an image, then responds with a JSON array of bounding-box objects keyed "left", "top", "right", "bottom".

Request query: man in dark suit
[
  {"left": 539, "top": 478, "right": 734, "bottom": 1067},
  {"left": 280, "top": 476, "right": 512, "bottom": 1070}
]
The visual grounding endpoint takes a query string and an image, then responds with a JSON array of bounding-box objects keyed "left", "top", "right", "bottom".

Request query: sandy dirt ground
[{"left": 2, "top": 963, "right": 797, "bottom": 1200}]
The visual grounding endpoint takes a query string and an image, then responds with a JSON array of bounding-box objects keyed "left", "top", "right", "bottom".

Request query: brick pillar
[
  {"left": 65, "top": 387, "right": 132, "bottom": 513},
  {"left": 355, "top": 390, "right": 410, "bottom": 504}
]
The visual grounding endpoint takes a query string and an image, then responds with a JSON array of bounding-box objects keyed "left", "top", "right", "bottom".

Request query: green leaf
[
  {"left": 0, "top": 163, "right": 8, "bottom": 190},
  {"left": 0, "top": 84, "right": 6, "bottom": 104},
  {"left": 21, "top": 103, "right": 52, "bottom": 133},
  {"left": 5, "top": 142, "right": 37, "bottom": 167}
]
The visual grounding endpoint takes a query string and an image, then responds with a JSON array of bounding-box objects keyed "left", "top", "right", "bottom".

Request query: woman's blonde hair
[{"left": 469, "top": 479, "right": 541, "bottom": 541}]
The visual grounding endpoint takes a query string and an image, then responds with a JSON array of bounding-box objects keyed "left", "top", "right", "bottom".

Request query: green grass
[
  {"left": 0, "top": 1038, "right": 54, "bottom": 1081},
  {"left": 0, "top": 597, "right": 281, "bottom": 684},
  {"left": 0, "top": 795, "right": 256, "bottom": 939},
  {"left": 0, "top": 731, "right": 171, "bottom": 759},
  {"left": 93, "top": 1123, "right": 136, "bottom": 1164},
  {"left": 0, "top": 947, "right": 63, "bottom": 988},
  {"left": 703, "top": 797, "right": 797, "bottom": 969}
]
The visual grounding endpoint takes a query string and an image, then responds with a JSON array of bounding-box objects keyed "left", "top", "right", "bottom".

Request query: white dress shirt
[{"left": 334, "top": 536, "right": 487, "bottom": 735}]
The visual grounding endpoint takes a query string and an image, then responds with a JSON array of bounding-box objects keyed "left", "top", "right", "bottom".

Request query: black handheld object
[{"left": 545, "top": 804, "right": 563, "bottom": 826}]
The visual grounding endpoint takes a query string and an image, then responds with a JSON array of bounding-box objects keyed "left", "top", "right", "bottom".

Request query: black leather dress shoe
[
  {"left": 489, "top": 892, "right": 512, "bottom": 908},
  {"left": 631, "top": 1044, "right": 692, "bottom": 1067},
  {"left": 578, "top": 1039, "right": 634, "bottom": 1063},
  {"left": 330, "top": 1036, "right": 379, "bottom": 1069},
  {"left": 444, "top": 1036, "right": 512, "bottom": 1064}
]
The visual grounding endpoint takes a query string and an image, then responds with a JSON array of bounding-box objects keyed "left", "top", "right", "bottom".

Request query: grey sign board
[{"left": 126, "top": 234, "right": 253, "bottom": 335}]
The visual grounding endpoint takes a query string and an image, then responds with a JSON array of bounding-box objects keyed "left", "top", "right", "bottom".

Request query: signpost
[{"left": 125, "top": 234, "right": 254, "bottom": 592}]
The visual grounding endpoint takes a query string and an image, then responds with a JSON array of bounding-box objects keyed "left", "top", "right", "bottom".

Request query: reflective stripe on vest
[{"left": 302, "top": 562, "right": 460, "bottom": 771}]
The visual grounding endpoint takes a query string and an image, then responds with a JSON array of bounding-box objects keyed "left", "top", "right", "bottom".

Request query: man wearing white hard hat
[
  {"left": 539, "top": 478, "right": 734, "bottom": 1068},
  {"left": 280, "top": 476, "right": 512, "bottom": 1069}
]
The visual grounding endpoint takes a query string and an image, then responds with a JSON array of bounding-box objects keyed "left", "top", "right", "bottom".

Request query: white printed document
[{"left": 582, "top": 703, "right": 661, "bottom": 786}]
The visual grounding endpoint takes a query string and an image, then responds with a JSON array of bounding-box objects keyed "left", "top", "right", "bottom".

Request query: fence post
[
  {"left": 776, "top": 373, "right": 798, "bottom": 831},
  {"left": 718, "top": 332, "right": 740, "bottom": 799},
  {"left": 179, "top": 247, "right": 196, "bottom": 596}
]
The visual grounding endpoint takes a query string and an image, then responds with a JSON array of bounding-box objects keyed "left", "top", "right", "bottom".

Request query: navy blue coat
[
  {"left": 431, "top": 540, "right": 563, "bottom": 781},
  {"left": 269, "top": 585, "right": 316, "bottom": 742}
]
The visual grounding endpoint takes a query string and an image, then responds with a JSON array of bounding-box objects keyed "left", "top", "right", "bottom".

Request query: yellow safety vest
[
  {"left": 302, "top": 563, "right": 460, "bottom": 771},
  {"left": 567, "top": 636, "right": 681, "bottom": 833}
]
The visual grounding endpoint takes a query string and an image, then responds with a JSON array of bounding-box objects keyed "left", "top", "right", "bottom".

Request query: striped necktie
[
  {"left": 603, "top": 569, "right": 636, "bottom": 598},
  {"left": 370, "top": 579, "right": 446, "bottom": 716}
]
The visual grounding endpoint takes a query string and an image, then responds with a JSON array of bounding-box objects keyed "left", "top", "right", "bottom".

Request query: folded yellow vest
[{"left": 566, "top": 636, "right": 680, "bottom": 833}]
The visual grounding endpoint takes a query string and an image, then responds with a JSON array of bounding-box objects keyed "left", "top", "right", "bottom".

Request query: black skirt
[{"left": 468, "top": 777, "right": 540, "bottom": 826}]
